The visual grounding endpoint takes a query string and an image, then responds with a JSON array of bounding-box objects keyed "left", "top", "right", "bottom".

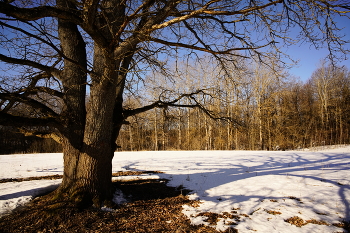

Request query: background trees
[
  {"left": 1, "top": 57, "right": 349, "bottom": 154},
  {"left": 2, "top": 61, "right": 349, "bottom": 154},
  {"left": 116, "top": 61, "right": 350, "bottom": 151}
]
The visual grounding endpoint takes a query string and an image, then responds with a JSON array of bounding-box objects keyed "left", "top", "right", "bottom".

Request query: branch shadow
[{"left": 122, "top": 151, "right": 350, "bottom": 224}]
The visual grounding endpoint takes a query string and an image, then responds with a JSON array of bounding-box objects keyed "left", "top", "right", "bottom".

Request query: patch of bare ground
[
  {"left": 112, "top": 170, "right": 164, "bottom": 177},
  {"left": 0, "top": 174, "right": 63, "bottom": 183},
  {"left": 285, "top": 216, "right": 349, "bottom": 231},
  {"left": 265, "top": 209, "right": 282, "bottom": 215},
  {"left": 333, "top": 221, "right": 350, "bottom": 231},
  {"left": 0, "top": 175, "right": 226, "bottom": 233},
  {"left": 195, "top": 211, "right": 241, "bottom": 232}
]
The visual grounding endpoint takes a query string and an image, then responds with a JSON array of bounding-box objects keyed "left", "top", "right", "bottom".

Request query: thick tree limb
[
  {"left": 123, "top": 90, "right": 206, "bottom": 117},
  {"left": 22, "top": 87, "right": 64, "bottom": 99},
  {"left": 0, "top": 112, "right": 59, "bottom": 128},
  {"left": 18, "top": 128, "right": 63, "bottom": 144},
  {"left": 124, "top": 98, "right": 242, "bottom": 126},
  {"left": 123, "top": 89, "right": 242, "bottom": 126},
  {"left": 0, "top": 2, "right": 83, "bottom": 24},
  {"left": 0, "top": 1, "right": 108, "bottom": 48},
  {"left": 0, "top": 21, "right": 61, "bottom": 55},
  {"left": 317, "top": 0, "right": 350, "bottom": 12},
  {"left": 201, "top": 0, "right": 284, "bottom": 16},
  {"left": 149, "top": 37, "right": 273, "bottom": 56},
  {"left": 82, "top": 0, "right": 100, "bottom": 27},
  {"left": 0, "top": 21, "right": 92, "bottom": 74},
  {"left": 0, "top": 93, "right": 59, "bottom": 118},
  {"left": 1, "top": 72, "right": 50, "bottom": 112},
  {"left": 0, "top": 54, "right": 61, "bottom": 79}
]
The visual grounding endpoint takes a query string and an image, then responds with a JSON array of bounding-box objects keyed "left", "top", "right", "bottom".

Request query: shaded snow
[
  {"left": 0, "top": 146, "right": 349, "bottom": 232},
  {"left": 0, "top": 179, "right": 61, "bottom": 216}
]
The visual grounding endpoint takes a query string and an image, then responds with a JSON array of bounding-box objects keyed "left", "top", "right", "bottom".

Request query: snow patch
[{"left": 0, "top": 146, "right": 349, "bottom": 232}]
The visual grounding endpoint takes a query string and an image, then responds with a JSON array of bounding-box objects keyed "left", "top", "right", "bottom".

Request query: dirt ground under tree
[{"left": 0, "top": 173, "right": 238, "bottom": 233}]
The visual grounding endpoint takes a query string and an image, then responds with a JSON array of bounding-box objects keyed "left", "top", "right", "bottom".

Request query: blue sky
[
  {"left": 286, "top": 43, "right": 350, "bottom": 82},
  {"left": 284, "top": 17, "right": 350, "bottom": 82}
]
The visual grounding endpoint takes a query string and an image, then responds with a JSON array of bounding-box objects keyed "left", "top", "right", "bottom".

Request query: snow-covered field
[{"left": 1, "top": 146, "right": 349, "bottom": 232}]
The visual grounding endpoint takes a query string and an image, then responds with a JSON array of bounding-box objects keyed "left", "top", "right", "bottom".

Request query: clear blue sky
[
  {"left": 284, "top": 16, "right": 350, "bottom": 82},
  {"left": 286, "top": 43, "right": 350, "bottom": 82}
]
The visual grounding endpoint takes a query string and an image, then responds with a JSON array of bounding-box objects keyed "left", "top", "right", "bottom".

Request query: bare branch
[
  {"left": 0, "top": 54, "right": 61, "bottom": 79},
  {"left": 19, "top": 128, "right": 63, "bottom": 144},
  {"left": 0, "top": 93, "right": 59, "bottom": 118},
  {"left": 0, "top": 2, "right": 83, "bottom": 24},
  {"left": 149, "top": 37, "right": 274, "bottom": 57},
  {"left": 28, "top": 87, "right": 63, "bottom": 99},
  {"left": 0, "top": 111, "right": 59, "bottom": 128},
  {"left": 0, "top": 72, "right": 63, "bottom": 113},
  {"left": 202, "top": 0, "right": 283, "bottom": 16},
  {"left": 82, "top": 0, "right": 101, "bottom": 27},
  {"left": 124, "top": 88, "right": 242, "bottom": 126}
]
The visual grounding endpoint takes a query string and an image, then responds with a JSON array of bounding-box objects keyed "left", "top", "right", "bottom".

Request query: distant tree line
[
  {"left": 117, "top": 60, "right": 350, "bottom": 151},
  {"left": 1, "top": 60, "right": 349, "bottom": 154}
]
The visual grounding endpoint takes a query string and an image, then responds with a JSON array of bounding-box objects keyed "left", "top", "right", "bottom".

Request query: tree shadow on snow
[
  {"left": 113, "top": 178, "right": 192, "bottom": 202},
  {"left": 125, "top": 151, "right": 350, "bottom": 224}
]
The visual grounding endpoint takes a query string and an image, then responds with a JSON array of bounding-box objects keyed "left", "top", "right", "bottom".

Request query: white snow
[{"left": 1, "top": 146, "right": 349, "bottom": 232}]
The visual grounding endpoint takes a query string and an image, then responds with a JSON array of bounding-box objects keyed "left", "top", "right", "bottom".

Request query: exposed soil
[
  {"left": 0, "top": 174, "right": 63, "bottom": 183},
  {"left": 265, "top": 209, "right": 282, "bottom": 215},
  {"left": 285, "top": 216, "right": 349, "bottom": 231},
  {"left": 0, "top": 174, "right": 236, "bottom": 233},
  {"left": 195, "top": 211, "right": 242, "bottom": 229}
]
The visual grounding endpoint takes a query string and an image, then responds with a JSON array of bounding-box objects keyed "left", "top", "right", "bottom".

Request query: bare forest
[
  {"left": 110, "top": 61, "right": 350, "bottom": 151},
  {"left": 2, "top": 60, "right": 349, "bottom": 153}
]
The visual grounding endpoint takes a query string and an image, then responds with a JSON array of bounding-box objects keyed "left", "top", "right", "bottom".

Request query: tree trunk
[
  {"left": 177, "top": 109, "right": 182, "bottom": 150},
  {"left": 55, "top": 30, "right": 119, "bottom": 206},
  {"left": 59, "top": 65, "right": 118, "bottom": 207},
  {"left": 59, "top": 142, "right": 114, "bottom": 207},
  {"left": 154, "top": 110, "right": 158, "bottom": 150}
]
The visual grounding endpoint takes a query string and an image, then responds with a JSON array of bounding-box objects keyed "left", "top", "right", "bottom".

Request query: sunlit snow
[{"left": 0, "top": 146, "right": 349, "bottom": 232}]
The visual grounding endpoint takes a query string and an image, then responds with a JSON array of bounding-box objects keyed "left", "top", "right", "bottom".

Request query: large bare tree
[{"left": 0, "top": 0, "right": 349, "bottom": 206}]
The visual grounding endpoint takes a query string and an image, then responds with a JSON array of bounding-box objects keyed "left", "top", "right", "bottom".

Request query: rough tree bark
[
  {"left": 54, "top": 0, "right": 131, "bottom": 206},
  {"left": 56, "top": 0, "right": 89, "bottom": 203}
]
